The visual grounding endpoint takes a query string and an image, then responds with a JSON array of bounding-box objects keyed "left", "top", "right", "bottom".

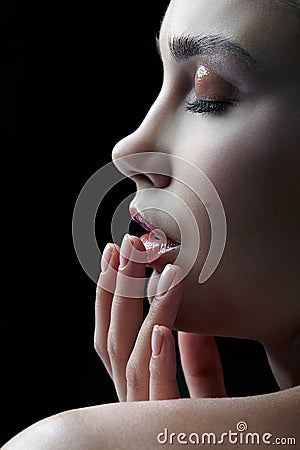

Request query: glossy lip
[
  {"left": 146, "top": 245, "right": 180, "bottom": 272},
  {"left": 129, "top": 206, "right": 181, "bottom": 270},
  {"left": 129, "top": 207, "right": 181, "bottom": 245},
  {"left": 131, "top": 211, "right": 153, "bottom": 233}
]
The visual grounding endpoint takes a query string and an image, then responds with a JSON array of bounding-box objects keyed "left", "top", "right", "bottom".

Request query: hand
[{"left": 94, "top": 234, "right": 226, "bottom": 402}]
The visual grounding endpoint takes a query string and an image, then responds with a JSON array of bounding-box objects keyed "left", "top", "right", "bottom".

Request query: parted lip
[
  {"left": 131, "top": 211, "right": 154, "bottom": 233},
  {"left": 129, "top": 207, "right": 181, "bottom": 246}
]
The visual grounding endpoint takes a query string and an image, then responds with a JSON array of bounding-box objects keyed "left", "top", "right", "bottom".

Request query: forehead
[{"left": 160, "top": 0, "right": 299, "bottom": 68}]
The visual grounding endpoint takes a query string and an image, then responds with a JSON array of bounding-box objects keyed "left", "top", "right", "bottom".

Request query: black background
[{"left": 2, "top": 1, "right": 278, "bottom": 446}]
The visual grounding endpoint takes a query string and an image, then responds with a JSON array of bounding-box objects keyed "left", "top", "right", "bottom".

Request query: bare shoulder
[{"left": 2, "top": 387, "right": 299, "bottom": 450}]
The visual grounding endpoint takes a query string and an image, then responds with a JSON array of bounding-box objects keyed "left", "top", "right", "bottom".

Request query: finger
[
  {"left": 94, "top": 243, "right": 119, "bottom": 378},
  {"left": 126, "top": 264, "right": 186, "bottom": 402},
  {"left": 178, "top": 333, "right": 226, "bottom": 398},
  {"left": 108, "top": 234, "right": 146, "bottom": 402},
  {"left": 149, "top": 325, "right": 180, "bottom": 400}
]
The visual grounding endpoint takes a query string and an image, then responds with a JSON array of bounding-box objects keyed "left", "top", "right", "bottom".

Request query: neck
[{"left": 263, "top": 330, "right": 300, "bottom": 390}]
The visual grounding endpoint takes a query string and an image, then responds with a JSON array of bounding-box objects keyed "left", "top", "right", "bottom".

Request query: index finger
[{"left": 126, "top": 264, "right": 186, "bottom": 401}]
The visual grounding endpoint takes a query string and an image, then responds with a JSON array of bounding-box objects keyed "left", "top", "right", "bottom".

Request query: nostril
[
  {"left": 146, "top": 173, "right": 171, "bottom": 188},
  {"left": 130, "top": 173, "right": 171, "bottom": 189},
  {"left": 111, "top": 132, "right": 172, "bottom": 188}
]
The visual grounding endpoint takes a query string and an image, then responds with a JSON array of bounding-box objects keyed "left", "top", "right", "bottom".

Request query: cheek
[
  {"left": 219, "top": 104, "right": 299, "bottom": 237},
  {"left": 176, "top": 101, "right": 300, "bottom": 265},
  {"left": 224, "top": 113, "right": 299, "bottom": 299},
  {"left": 170, "top": 104, "right": 300, "bottom": 336}
]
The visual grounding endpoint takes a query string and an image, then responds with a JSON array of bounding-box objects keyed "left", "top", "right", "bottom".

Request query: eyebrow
[{"left": 166, "top": 34, "right": 257, "bottom": 67}]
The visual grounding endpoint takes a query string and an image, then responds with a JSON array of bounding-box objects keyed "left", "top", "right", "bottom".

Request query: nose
[{"left": 112, "top": 96, "right": 172, "bottom": 189}]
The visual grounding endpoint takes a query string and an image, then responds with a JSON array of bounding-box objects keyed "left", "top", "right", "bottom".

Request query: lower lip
[{"left": 140, "top": 229, "right": 180, "bottom": 264}]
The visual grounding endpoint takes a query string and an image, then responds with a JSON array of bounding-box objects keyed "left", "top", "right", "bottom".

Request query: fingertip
[
  {"left": 158, "top": 325, "right": 174, "bottom": 340},
  {"left": 130, "top": 235, "right": 147, "bottom": 252},
  {"left": 170, "top": 264, "right": 183, "bottom": 274},
  {"left": 104, "top": 243, "right": 120, "bottom": 267},
  {"left": 166, "top": 263, "right": 185, "bottom": 282},
  {"left": 100, "top": 243, "right": 113, "bottom": 273},
  {"left": 98, "top": 244, "right": 120, "bottom": 293},
  {"left": 118, "top": 234, "right": 147, "bottom": 271},
  {"left": 149, "top": 325, "right": 179, "bottom": 400},
  {"left": 151, "top": 325, "right": 174, "bottom": 358},
  {"left": 151, "top": 325, "right": 163, "bottom": 357},
  {"left": 154, "top": 264, "right": 186, "bottom": 300}
]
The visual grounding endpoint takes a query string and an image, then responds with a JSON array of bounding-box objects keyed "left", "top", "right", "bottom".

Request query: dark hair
[
  {"left": 274, "top": 0, "right": 299, "bottom": 16},
  {"left": 283, "top": 0, "right": 299, "bottom": 8}
]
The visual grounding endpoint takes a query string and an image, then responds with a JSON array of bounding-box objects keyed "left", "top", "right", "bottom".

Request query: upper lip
[{"left": 130, "top": 206, "right": 181, "bottom": 245}]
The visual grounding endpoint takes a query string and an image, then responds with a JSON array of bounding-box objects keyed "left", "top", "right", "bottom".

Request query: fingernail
[
  {"left": 119, "top": 234, "right": 133, "bottom": 269},
  {"left": 156, "top": 264, "right": 176, "bottom": 297},
  {"left": 101, "top": 244, "right": 114, "bottom": 273},
  {"left": 151, "top": 325, "right": 163, "bottom": 357}
]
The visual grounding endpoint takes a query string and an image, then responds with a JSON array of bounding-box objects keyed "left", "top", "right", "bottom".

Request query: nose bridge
[
  {"left": 112, "top": 89, "right": 173, "bottom": 186},
  {"left": 112, "top": 88, "right": 168, "bottom": 159}
]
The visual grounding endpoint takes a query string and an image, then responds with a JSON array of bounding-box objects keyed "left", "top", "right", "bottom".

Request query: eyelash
[{"left": 185, "top": 99, "right": 234, "bottom": 115}]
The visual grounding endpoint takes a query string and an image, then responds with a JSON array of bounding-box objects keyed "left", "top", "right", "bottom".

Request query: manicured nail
[
  {"left": 119, "top": 234, "right": 133, "bottom": 269},
  {"left": 151, "top": 325, "right": 163, "bottom": 357},
  {"left": 101, "top": 244, "right": 114, "bottom": 273},
  {"left": 156, "top": 264, "right": 176, "bottom": 297}
]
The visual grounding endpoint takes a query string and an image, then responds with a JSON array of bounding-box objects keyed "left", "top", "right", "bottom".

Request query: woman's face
[{"left": 112, "top": 0, "right": 300, "bottom": 342}]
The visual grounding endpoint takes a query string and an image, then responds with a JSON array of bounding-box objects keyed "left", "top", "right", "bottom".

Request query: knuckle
[
  {"left": 146, "top": 302, "right": 160, "bottom": 324},
  {"left": 149, "top": 363, "right": 162, "bottom": 381},
  {"left": 107, "top": 334, "right": 119, "bottom": 360},
  {"left": 94, "top": 338, "right": 100, "bottom": 354},
  {"left": 187, "top": 367, "right": 219, "bottom": 381},
  {"left": 95, "top": 280, "right": 103, "bottom": 299},
  {"left": 95, "top": 283, "right": 101, "bottom": 297},
  {"left": 94, "top": 339, "right": 106, "bottom": 361},
  {"left": 150, "top": 362, "right": 172, "bottom": 385},
  {"left": 125, "top": 361, "right": 142, "bottom": 391}
]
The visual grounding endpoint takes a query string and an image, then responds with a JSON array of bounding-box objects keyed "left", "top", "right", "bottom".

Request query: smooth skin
[
  {"left": 3, "top": 239, "right": 299, "bottom": 449},
  {"left": 3, "top": 0, "right": 300, "bottom": 448},
  {"left": 94, "top": 237, "right": 226, "bottom": 402}
]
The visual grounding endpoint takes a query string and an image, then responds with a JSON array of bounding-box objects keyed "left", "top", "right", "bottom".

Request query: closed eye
[{"left": 185, "top": 99, "right": 236, "bottom": 115}]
